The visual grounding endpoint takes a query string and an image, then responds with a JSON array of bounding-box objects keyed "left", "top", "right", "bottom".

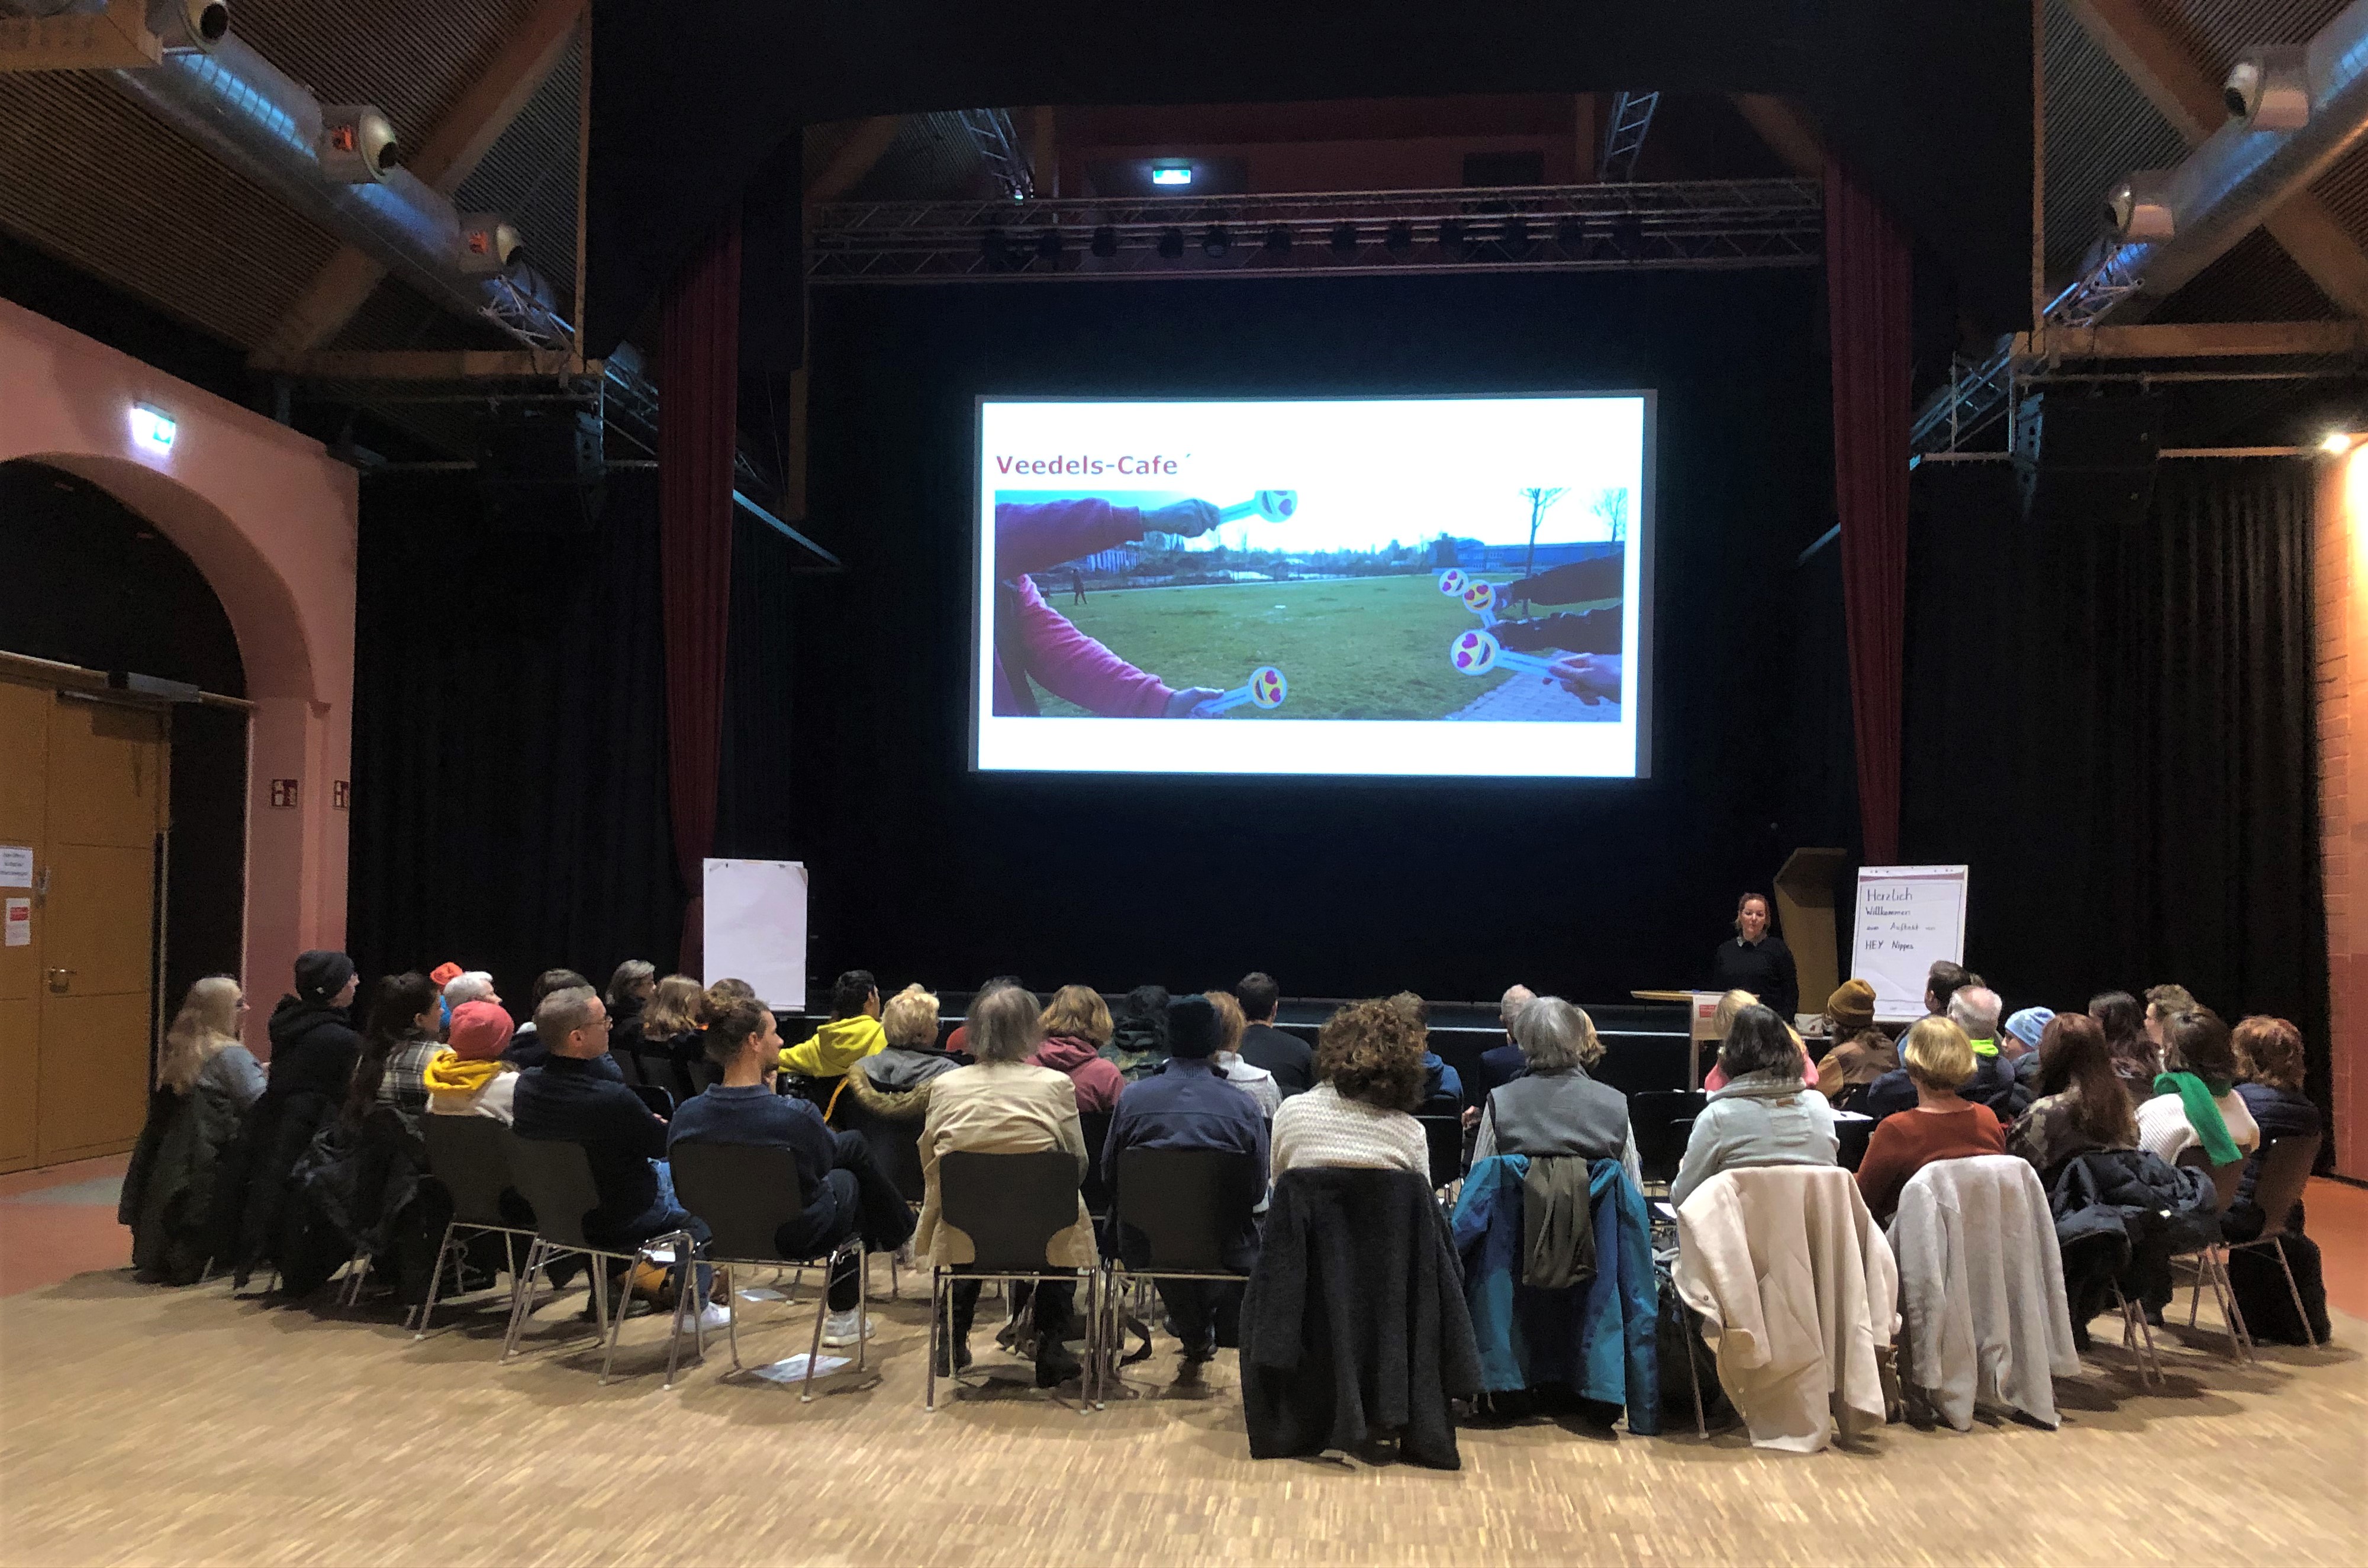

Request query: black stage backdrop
[
  {"left": 1902, "top": 461, "right": 2330, "bottom": 1114},
  {"left": 792, "top": 269, "right": 1839, "bottom": 1004},
  {"left": 349, "top": 472, "right": 804, "bottom": 1005}
]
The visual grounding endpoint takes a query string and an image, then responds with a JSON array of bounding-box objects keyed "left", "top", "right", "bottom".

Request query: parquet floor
[{"left": 1, "top": 1172, "right": 2363, "bottom": 1567}]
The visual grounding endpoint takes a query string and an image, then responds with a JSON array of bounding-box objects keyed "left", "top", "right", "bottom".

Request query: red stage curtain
[
  {"left": 1826, "top": 162, "right": 1912, "bottom": 867},
  {"left": 658, "top": 205, "right": 743, "bottom": 972}
]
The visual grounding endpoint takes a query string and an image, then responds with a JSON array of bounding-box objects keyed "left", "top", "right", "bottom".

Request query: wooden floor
[{"left": 1, "top": 1179, "right": 2364, "bottom": 1566}]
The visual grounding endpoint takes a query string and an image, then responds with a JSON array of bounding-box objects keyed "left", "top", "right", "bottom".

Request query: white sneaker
[
  {"left": 821, "top": 1309, "right": 876, "bottom": 1347},
  {"left": 694, "top": 1302, "right": 733, "bottom": 1333}
]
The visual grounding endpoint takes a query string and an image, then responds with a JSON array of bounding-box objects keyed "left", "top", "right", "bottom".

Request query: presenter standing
[{"left": 1710, "top": 892, "right": 1797, "bottom": 1021}]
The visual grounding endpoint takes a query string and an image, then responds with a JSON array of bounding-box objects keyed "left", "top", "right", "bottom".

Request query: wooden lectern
[{"left": 1773, "top": 847, "right": 1850, "bottom": 1020}]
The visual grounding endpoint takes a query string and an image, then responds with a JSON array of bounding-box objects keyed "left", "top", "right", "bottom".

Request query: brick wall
[{"left": 2319, "top": 453, "right": 2366, "bottom": 1177}]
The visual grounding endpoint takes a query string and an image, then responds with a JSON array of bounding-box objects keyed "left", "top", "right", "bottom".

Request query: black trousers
[
  {"left": 1154, "top": 1279, "right": 1243, "bottom": 1347},
  {"left": 950, "top": 1277, "right": 1078, "bottom": 1371},
  {"left": 808, "top": 1130, "right": 916, "bottom": 1311}
]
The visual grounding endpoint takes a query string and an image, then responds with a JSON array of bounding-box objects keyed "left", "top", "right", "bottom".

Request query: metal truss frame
[
  {"left": 1598, "top": 91, "right": 1662, "bottom": 182},
  {"left": 805, "top": 179, "right": 1822, "bottom": 283}
]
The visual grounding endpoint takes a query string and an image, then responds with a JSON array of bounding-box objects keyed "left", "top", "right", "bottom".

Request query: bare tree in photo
[
  {"left": 1518, "top": 486, "right": 1568, "bottom": 597},
  {"left": 1591, "top": 485, "right": 1630, "bottom": 544}
]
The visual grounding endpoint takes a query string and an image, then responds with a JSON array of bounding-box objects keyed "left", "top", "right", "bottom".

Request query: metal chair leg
[
  {"left": 926, "top": 1271, "right": 942, "bottom": 1412},
  {"left": 724, "top": 1263, "right": 745, "bottom": 1372},
  {"left": 598, "top": 1250, "right": 634, "bottom": 1386},
  {"left": 2209, "top": 1250, "right": 2253, "bottom": 1361},
  {"left": 413, "top": 1221, "right": 459, "bottom": 1341},
  {"left": 502, "top": 1241, "right": 547, "bottom": 1361},
  {"left": 663, "top": 1237, "right": 699, "bottom": 1390},
  {"left": 856, "top": 1244, "right": 870, "bottom": 1375},
  {"left": 802, "top": 1256, "right": 832, "bottom": 1404},
  {"left": 2269, "top": 1235, "right": 2318, "bottom": 1346}
]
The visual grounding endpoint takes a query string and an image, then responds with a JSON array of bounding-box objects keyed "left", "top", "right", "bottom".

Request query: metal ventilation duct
[
  {"left": 2058, "top": 0, "right": 2368, "bottom": 324},
  {"left": 101, "top": 26, "right": 569, "bottom": 350}
]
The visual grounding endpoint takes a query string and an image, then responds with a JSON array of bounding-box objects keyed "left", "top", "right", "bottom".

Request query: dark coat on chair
[
  {"left": 1239, "top": 1167, "right": 1482, "bottom": 1469},
  {"left": 2045, "top": 1148, "right": 2216, "bottom": 1324}
]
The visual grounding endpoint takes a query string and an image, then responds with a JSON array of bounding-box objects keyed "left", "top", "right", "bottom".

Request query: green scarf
[{"left": 2154, "top": 1070, "right": 2241, "bottom": 1165}]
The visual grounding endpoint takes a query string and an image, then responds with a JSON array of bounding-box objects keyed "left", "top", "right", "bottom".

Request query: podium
[
  {"left": 1631, "top": 989, "right": 1728, "bottom": 1090},
  {"left": 1774, "top": 847, "right": 1850, "bottom": 1020}
]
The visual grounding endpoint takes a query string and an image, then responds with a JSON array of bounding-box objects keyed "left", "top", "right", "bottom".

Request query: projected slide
[{"left": 973, "top": 395, "right": 1652, "bottom": 779}]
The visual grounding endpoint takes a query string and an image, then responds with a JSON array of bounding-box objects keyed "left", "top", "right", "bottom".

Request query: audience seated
[
  {"left": 1863, "top": 986, "right": 2028, "bottom": 1122},
  {"left": 846, "top": 983, "right": 966, "bottom": 1114},
  {"left": 669, "top": 987, "right": 915, "bottom": 1346},
  {"left": 439, "top": 970, "right": 497, "bottom": 1039},
  {"left": 1699, "top": 989, "right": 1822, "bottom": 1092},
  {"left": 2089, "top": 990, "right": 2157, "bottom": 1093},
  {"left": 782, "top": 970, "right": 888, "bottom": 1083},
  {"left": 1232, "top": 972, "right": 1314, "bottom": 1096},
  {"left": 1028, "top": 985, "right": 1129, "bottom": 1113},
  {"left": 605, "top": 960, "right": 656, "bottom": 1033},
  {"left": 614, "top": 973, "right": 702, "bottom": 1096},
  {"left": 1668, "top": 1004, "right": 1838, "bottom": 1209},
  {"left": 424, "top": 1001, "right": 521, "bottom": 1122},
  {"left": 916, "top": 985, "right": 1095, "bottom": 1387},
  {"left": 2143, "top": 984, "right": 2198, "bottom": 1058},
  {"left": 1473, "top": 985, "right": 1535, "bottom": 1098},
  {"left": 121, "top": 976, "right": 265, "bottom": 1284},
  {"left": 231, "top": 951, "right": 363, "bottom": 1285},
  {"left": 352, "top": 973, "right": 443, "bottom": 1137},
  {"left": 1925, "top": 960, "right": 1974, "bottom": 1017},
  {"left": 1853, "top": 1017, "right": 2008, "bottom": 1224},
  {"left": 1103, "top": 995, "right": 1270, "bottom": 1361},
  {"left": 2228, "top": 1015, "right": 2321, "bottom": 1240},
  {"left": 504, "top": 969, "right": 591, "bottom": 1070},
  {"left": 2002, "top": 1005, "right": 2052, "bottom": 1092},
  {"left": 511, "top": 984, "right": 720, "bottom": 1324},
  {"left": 2137, "top": 1006, "right": 2260, "bottom": 1169},
  {"left": 1204, "top": 991, "right": 1280, "bottom": 1115},
  {"left": 1811, "top": 978, "right": 1896, "bottom": 1114},
  {"left": 1270, "top": 995, "right": 1431, "bottom": 1177},
  {"left": 1103, "top": 984, "right": 1173, "bottom": 1082},
  {"left": 1469, "top": 996, "right": 1638, "bottom": 1185},
  {"left": 2007, "top": 1014, "right": 2137, "bottom": 1179},
  {"left": 1403, "top": 993, "right": 1464, "bottom": 1117},
  {"left": 942, "top": 975, "right": 1018, "bottom": 1056}
]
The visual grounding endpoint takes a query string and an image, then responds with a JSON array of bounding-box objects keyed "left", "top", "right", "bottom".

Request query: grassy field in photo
[{"left": 1030, "top": 572, "right": 1612, "bottom": 721}]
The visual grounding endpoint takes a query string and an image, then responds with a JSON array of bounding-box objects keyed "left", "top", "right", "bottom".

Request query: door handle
[{"left": 44, "top": 968, "right": 73, "bottom": 995}]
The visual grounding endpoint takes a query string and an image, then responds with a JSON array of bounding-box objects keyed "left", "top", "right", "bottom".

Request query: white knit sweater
[{"left": 1270, "top": 1082, "right": 1428, "bottom": 1179}]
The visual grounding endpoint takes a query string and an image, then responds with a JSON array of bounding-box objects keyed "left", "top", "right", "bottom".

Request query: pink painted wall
[{"left": 0, "top": 299, "right": 356, "bottom": 1056}]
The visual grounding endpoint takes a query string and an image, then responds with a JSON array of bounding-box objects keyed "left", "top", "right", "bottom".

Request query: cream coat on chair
[
  {"left": 1673, "top": 1165, "right": 1900, "bottom": 1453},
  {"left": 913, "top": 1062, "right": 1097, "bottom": 1268},
  {"left": 1888, "top": 1155, "right": 2080, "bottom": 1430}
]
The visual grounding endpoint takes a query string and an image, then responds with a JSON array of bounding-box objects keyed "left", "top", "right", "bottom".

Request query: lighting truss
[
  {"left": 1598, "top": 92, "right": 1661, "bottom": 182},
  {"left": 956, "top": 108, "right": 1035, "bottom": 201},
  {"left": 806, "top": 179, "right": 1821, "bottom": 283}
]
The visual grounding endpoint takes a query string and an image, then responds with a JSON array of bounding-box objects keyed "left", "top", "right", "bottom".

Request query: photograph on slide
[{"left": 974, "top": 396, "right": 1652, "bottom": 778}]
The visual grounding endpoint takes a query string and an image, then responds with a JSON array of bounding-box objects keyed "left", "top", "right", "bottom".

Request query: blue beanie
[{"left": 2003, "top": 1006, "right": 2054, "bottom": 1050}]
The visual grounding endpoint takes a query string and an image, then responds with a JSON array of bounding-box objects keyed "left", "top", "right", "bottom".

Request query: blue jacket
[
  {"left": 1104, "top": 1058, "right": 1270, "bottom": 1265},
  {"left": 1475, "top": 1043, "right": 1526, "bottom": 1097},
  {"left": 1449, "top": 1154, "right": 1660, "bottom": 1432},
  {"left": 1420, "top": 1052, "right": 1464, "bottom": 1111}
]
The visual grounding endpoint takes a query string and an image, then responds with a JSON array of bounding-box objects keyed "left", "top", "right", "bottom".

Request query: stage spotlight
[
  {"left": 1035, "top": 228, "right": 1063, "bottom": 264},
  {"left": 1438, "top": 217, "right": 1466, "bottom": 252},
  {"left": 2106, "top": 172, "right": 2175, "bottom": 240},
  {"left": 981, "top": 227, "right": 1012, "bottom": 269},
  {"left": 1263, "top": 224, "right": 1293, "bottom": 256},
  {"left": 1201, "top": 224, "right": 1231, "bottom": 257},
  {"left": 1383, "top": 221, "right": 1414, "bottom": 256},
  {"left": 1158, "top": 227, "right": 1185, "bottom": 260},
  {"left": 1090, "top": 225, "right": 1118, "bottom": 258},
  {"left": 1554, "top": 215, "right": 1587, "bottom": 251},
  {"left": 2225, "top": 47, "right": 2309, "bottom": 130},
  {"left": 1329, "top": 222, "right": 1358, "bottom": 255},
  {"left": 2324, "top": 430, "right": 2356, "bottom": 455}
]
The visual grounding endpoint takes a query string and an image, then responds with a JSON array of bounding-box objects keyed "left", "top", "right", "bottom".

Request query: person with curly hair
[
  {"left": 1268, "top": 995, "right": 1431, "bottom": 1177},
  {"left": 2230, "top": 1015, "right": 2321, "bottom": 1235}
]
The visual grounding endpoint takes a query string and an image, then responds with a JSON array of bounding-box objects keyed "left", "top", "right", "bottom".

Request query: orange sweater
[{"left": 1855, "top": 1102, "right": 2005, "bottom": 1221}]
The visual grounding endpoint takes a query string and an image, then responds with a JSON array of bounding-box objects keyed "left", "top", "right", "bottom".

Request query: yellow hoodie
[
  {"left": 779, "top": 1014, "right": 887, "bottom": 1078},
  {"left": 422, "top": 1048, "right": 504, "bottom": 1099}
]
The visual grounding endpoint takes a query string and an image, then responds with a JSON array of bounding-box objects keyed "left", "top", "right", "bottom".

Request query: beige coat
[
  {"left": 1673, "top": 1164, "right": 1900, "bottom": 1453},
  {"left": 913, "top": 1062, "right": 1098, "bottom": 1269}
]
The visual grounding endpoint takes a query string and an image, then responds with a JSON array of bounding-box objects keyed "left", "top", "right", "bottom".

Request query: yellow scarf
[{"left": 423, "top": 1049, "right": 504, "bottom": 1097}]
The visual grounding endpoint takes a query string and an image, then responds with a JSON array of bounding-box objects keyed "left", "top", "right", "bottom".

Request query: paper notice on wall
[
  {"left": 1849, "top": 864, "right": 1970, "bottom": 1021},
  {"left": 0, "top": 846, "right": 31, "bottom": 888},
  {"left": 4, "top": 898, "right": 28, "bottom": 947}
]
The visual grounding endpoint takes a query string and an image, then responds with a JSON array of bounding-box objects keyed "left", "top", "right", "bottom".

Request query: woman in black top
[{"left": 1710, "top": 892, "right": 1797, "bottom": 1020}]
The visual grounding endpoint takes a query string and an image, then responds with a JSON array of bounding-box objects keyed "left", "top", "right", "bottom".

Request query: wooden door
[
  {"left": 0, "top": 680, "right": 167, "bottom": 1171},
  {"left": 0, "top": 682, "right": 45, "bottom": 1170}
]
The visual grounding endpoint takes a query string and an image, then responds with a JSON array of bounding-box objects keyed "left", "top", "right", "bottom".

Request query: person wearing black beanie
[{"left": 1101, "top": 994, "right": 1270, "bottom": 1363}]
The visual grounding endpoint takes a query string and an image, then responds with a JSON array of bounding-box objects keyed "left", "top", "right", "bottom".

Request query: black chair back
[
  {"left": 670, "top": 1141, "right": 804, "bottom": 1262},
  {"left": 1114, "top": 1148, "right": 1262, "bottom": 1272},
  {"left": 610, "top": 1048, "right": 645, "bottom": 1088},
  {"left": 1078, "top": 1109, "right": 1116, "bottom": 1217},
  {"left": 1834, "top": 1115, "right": 1876, "bottom": 1173},
  {"left": 504, "top": 1135, "right": 604, "bottom": 1250},
  {"left": 421, "top": 1114, "right": 517, "bottom": 1228},
  {"left": 939, "top": 1150, "right": 1082, "bottom": 1273},
  {"left": 2248, "top": 1132, "right": 2322, "bottom": 1235},
  {"left": 631, "top": 1083, "right": 676, "bottom": 1119},
  {"left": 1629, "top": 1089, "right": 1707, "bottom": 1183},
  {"left": 838, "top": 1093, "right": 927, "bottom": 1204},
  {"left": 1416, "top": 1116, "right": 1463, "bottom": 1188}
]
